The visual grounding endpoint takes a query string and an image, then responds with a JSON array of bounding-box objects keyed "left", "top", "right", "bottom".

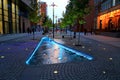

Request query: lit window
[{"left": 113, "top": 0, "right": 115, "bottom": 6}]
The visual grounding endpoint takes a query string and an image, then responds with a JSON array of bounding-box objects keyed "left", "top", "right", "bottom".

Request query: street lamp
[
  {"left": 50, "top": 2, "right": 57, "bottom": 38},
  {"left": 55, "top": 16, "right": 57, "bottom": 33}
]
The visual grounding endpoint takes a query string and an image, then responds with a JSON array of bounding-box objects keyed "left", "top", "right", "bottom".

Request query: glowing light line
[
  {"left": 51, "top": 41, "right": 93, "bottom": 60},
  {"left": 26, "top": 37, "right": 49, "bottom": 64},
  {"left": 26, "top": 37, "right": 93, "bottom": 65}
]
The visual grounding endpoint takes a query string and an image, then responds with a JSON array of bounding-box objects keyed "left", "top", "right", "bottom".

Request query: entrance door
[
  {"left": 108, "top": 19, "right": 113, "bottom": 31},
  {"left": 100, "top": 20, "right": 102, "bottom": 30}
]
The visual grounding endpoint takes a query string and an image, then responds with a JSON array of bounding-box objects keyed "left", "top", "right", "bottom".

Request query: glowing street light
[{"left": 50, "top": 2, "right": 57, "bottom": 38}]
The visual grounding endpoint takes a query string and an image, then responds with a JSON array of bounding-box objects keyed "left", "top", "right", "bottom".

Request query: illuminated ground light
[
  {"left": 54, "top": 70, "right": 58, "bottom": 74},
  {"left": 103, "top": 71, "right": 106, "bottom": 74},
  {"left": 1, "top": 56, "right": 5, "bottom": 59},
  {"left": 109, "top": 57, "right": 113, "bottom": 61},
  {"left": 103, "top": 48, "right": 106, "bottom": 50},
  {"left": 8, "top": 48, "right": 10, "bottom": 50},
  {"left": 82, "top": 46, "right": 85, "bottom": 49},
  {"left": 88, "top": 49, "right": 91, "bottom": 51},
  {"left": 26, "top": 37, "right": 93, "bottom": 65},
  {"left": 25, "top": 48, "right": 28, "bottom": 51}
]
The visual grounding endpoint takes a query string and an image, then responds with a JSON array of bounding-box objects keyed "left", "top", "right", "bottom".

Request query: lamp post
[
  {"left": 50, "top": 2, "right": 56, "bottom": 38},
  {"left": 55, "top": 16, "right": 57, "bottom": 33}
]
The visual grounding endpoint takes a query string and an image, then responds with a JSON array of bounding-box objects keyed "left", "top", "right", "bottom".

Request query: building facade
[
  {"left": 38, "top": 1, "right": 47, "bottom": 26},
  {"left": 0, "top": 0, "right": 37, "bottom": 34},
  {"left": 94, "top": 0, "right": 120, "bottom": 31},
  {"left": 84, "top": 0, "right": 95, "bottom": 31},
  {"left": 0, "top": 0, "right": 19, "bottom": 34}
]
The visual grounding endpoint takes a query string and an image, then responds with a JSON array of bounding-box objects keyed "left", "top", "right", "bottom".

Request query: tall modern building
[
  {"left": 94, "top": 0, "right": 120, "bottom": 31},
  {"left": 0, "top": 0, "right": 37, "bottom": 34}
]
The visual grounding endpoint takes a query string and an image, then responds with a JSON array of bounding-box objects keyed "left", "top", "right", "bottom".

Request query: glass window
[
  {"left": 12, "top": 22, "right": 15, "bottom": 33},
  {"left": 4, "top": 16, "right": 8, "bottom": 21},
  {"left": 4, "top": 10, "right": 8, "bottom": 16},
  {"left": 113, "top": 0, "right": 115, "bottom": 6},
  {"left": 0, "top": 10, "right": 1, "bottom": 14},
  {"left": 3, "top": 0, "right": 8, "bottom": 10},
  {"left": 0, "top": 14, "right": 2, "bottom": 20},
  {"left": 4, "top": 22, "right": 9, "bottom": 34},
  {"left": 0, "top": 0, "right": 2, "bottom": 8},
  {"left": 0, "top": 21, "right": 3, "bottom": 34},
  {"left": 16, "top": 5, "right": 19, "bottom": 14},
  {"left": 12, "top": 18, "right": 15, "bottom": 22},
  {"left": 12, "top": 13, "right": 15, "bottom": 19},
  {"left": 12, "top": 3, "right": 15, "bottom": 13}
]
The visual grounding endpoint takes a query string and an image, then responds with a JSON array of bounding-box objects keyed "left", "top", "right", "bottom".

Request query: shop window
[{"left": 12, "top": 3, "right": 15, "bottom": 13}]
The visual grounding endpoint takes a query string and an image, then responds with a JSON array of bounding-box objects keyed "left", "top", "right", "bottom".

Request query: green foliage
[
  {"left": 61, "top": 0, "right": 91, "bottom": 27},
  {"left": 28, "top": 1, "right": 41, "bottom": 24},
  {"left": 42, "top": 16, "right": 52, "bottom": 28}
]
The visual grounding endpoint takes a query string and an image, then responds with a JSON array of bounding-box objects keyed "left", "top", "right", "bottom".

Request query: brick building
[
  {"left": 38, "top": 1, "right": 47, "bottom": 26},
  {"left": 84, "top": 0, "right": 95, "bottom": 31},
  {"left": 94, "top": 0, "right": 120, "bottom": 32}
]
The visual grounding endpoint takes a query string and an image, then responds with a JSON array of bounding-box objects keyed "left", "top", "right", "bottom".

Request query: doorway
[{"left": 108, "top": 19, "right": 113, "bottom": 31}]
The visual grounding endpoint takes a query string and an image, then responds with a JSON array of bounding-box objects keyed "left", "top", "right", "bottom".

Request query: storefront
[
  {"left": 0, "top": 0, "right": 19, "bottom": 34},
  {"left": 97, "top": 7, "right": 120, "bottom": 31}
]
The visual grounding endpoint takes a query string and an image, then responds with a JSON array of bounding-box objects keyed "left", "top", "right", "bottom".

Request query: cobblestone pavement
[{"left": 0, "top": 32, "right": 120, "bottom": 80}]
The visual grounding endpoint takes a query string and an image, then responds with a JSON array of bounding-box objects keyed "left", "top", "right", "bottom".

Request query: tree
[
  {"left": 28, "top": 0, "right": 41, "bottom": 39},
  {"left": 29, "top": 1, "right": 41, "bottom": 26},
  {"left": 63, "top": 0, "right": 91, "bottom": 45},
  {"left": 42, "top": 16, "right": 52, "bottom": 33},
  {"left": 42, "top": 16, "right": 52, "bottom": 28}
]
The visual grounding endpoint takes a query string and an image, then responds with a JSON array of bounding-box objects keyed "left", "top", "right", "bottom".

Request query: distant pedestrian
[
  {"left": 84, "top": 29, "right": 87, "bottom": 35},
  {"left": 27, "top": 27, "right": 30, "bottom": 34},
  {"left": 29, "top": 28, "right": 32, "bottom": 34},
  {"left": 32, "top": 27, "right": 35, "bottom": 34},
  {"left": 90, "top": 28, "right": 93, "bottom": 35}
]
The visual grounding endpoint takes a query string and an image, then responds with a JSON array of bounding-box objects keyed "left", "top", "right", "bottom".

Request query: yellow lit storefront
[
  {"left": 12, "top": 3, "right": 19, "bottom": 33},
  {"left": 97, "top": 9, "right": 120, "bottom": 31},
  {"left": 3, "top": 0, "right": 9, "bottom": 34},
  {"left": 0, "top": 0, "right": 19, "bottom": 34}
]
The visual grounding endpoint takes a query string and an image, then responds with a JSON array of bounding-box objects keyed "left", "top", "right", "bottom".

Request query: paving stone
[{"left": 0, "top": 32, "right": 120, "bottom": 80}]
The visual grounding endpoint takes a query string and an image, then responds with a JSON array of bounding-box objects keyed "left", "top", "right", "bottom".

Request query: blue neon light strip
[
  {"left": 26, "top": 37, "right": 49, "bottom": 64},
  {"left": 51, "top": 41, "right": 93, "bottom": 60},
  {"left": 26, "top": 37, "right": 93, "bottom": 65}
]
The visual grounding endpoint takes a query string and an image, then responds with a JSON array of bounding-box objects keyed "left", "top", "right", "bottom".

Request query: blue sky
[{"left": 40, "top": 0, "right": 69, "bottom": 20}]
